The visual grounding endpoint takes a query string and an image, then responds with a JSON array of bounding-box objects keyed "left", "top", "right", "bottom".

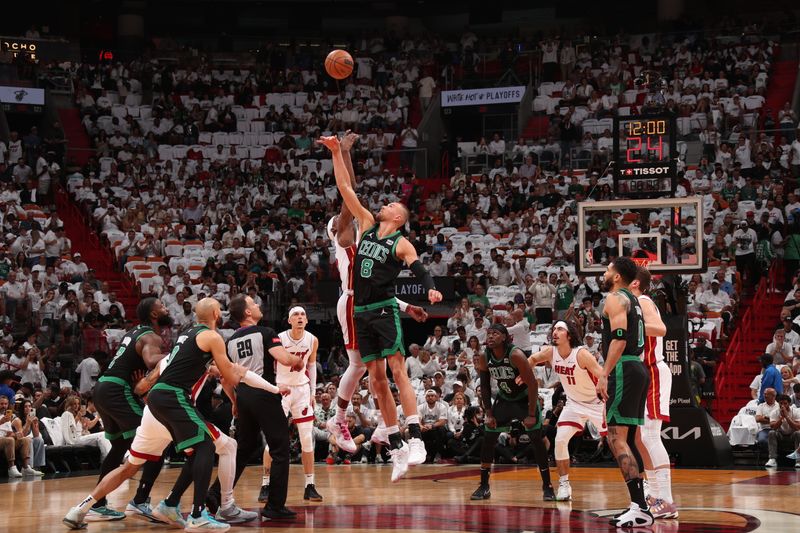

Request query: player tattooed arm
[
  {"left": 511, "top": 347, "right": 539, "bottom": 427},
  {"left": 396, "top": 298, "right": 428, "bottom": 322},
  {"left": 640, "top": 296, "right": 666, "bottom": 337},
  {"left": 477, "top": 352, "right": 495, "bottom": 428},
  {"left": 596, "top": 292, "right": 628, "bottom": 401},
  {"left": 318, "top": 135, "right": 374, "bottom": 234}
]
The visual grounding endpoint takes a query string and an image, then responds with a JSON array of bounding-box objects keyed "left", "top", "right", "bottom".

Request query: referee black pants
[{"left": 210, "top": 384, "right": 290, "bottom": 510}]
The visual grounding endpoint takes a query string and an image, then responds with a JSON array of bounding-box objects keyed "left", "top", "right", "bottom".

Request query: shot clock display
[{"left": 613, "top": 114, "right": 677, "bottom": 197}]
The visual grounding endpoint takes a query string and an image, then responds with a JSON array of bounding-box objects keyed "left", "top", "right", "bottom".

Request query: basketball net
[{"left": 631, "top": 257, "right": 653, "bottom": 268}]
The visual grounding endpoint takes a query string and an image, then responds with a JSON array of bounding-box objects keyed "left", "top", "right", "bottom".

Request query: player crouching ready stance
[{"left": 472, "top": 323, "right": 554, "bottom": 501}]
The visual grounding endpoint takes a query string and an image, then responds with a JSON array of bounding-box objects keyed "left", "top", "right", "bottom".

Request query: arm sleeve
[
  {"left": 409, "top": 260, "right": 436, "bottom": 291},
  {"left": 241, "top": 370, "right": 280, "bottom": 394},
  {"left": 308, "top": 362, "right": 317, "bottom": 392}
]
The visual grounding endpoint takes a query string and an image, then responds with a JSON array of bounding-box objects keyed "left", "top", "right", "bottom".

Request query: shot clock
[{"left": 612, "top": 113, "right": 677, "bottom": 197}]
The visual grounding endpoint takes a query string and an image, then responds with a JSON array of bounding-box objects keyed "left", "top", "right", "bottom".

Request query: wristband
[
  {"left": 396, "top": 298, "right": 409, "bottom": 312},
  {"left": 409, "top": 260, "right": 436, "bottom": 291},
  {"left": 613, "top": 328, "right": 626, "bottom": 339}
]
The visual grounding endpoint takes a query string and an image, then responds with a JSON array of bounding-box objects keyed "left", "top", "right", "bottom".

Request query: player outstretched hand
[
  {"left": 407, "top": 304, "right": 428, "bottom": 322},
  {"left": 316, "top": 135, "right": 340, "bottom": 152},
  {"left": 428, "top": 289, "right": 443, "bottom": 304},
  {"left": 340, "top": 130, "right": 359, "bottom": 151},
  {"left": 595, "top": 374, "right": 609, "bottom": 402}
]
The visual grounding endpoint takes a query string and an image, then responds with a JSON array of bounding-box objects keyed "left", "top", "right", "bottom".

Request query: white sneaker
[
  {"left": 612, "top": 504, "right": 654, "bottom": 528},
  {"left": 63, "top": 507, "right": 88, "bottom": 530},
  {"left": 556, "top": 482, "right": 572, "bottom": 501},
  {"left": 326, "top": 417, "right": 357, "bottom": 454},
  {"left": 22, "top": 466, "right": 43, "bottom": 476},
  {"left": 371, "top": 425, "right": 389, "bottom": 445},
  {"left": 7, "top": 466, "right": 22, "bottom": 478},
  {"left": 765, "top": 458, "right": 778, "bottom": 468},
  {"left": 787, "top": 451, "right": 798, "bottom": 460},
  {"left": 389, "top": 443, "right": 410, "bottom": 482},
  {"left": 407, "top": 437, "right": 426, "bottom": 466}
]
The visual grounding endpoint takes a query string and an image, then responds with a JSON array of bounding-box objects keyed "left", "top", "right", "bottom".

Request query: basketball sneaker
[
  {"left": 215, "top": 503, "right": 258, "bottom": 524},
  {"left": 470, "top": 484, "right": 491, "bottom": 500},
  {"left": 151, "top": 500, "right": 187, "bottom": 528},
  {"left": 389, "top": 442, "right": 410, "bottom": 482},
  {"left": 184, "top": 509, "right": 230, "bottom": 531},
  {"left": 304, "top": 484, "right": 323, "bottom": 502},
  {"left": 555, "top": 481, "right": 572, "bottom": 501},
  {"left": 257, "top": 484, "right": 269, "bottom": 503},
  {"left": 62, "top": 507, "right": 88, "bottom": 530},
  {"left": 611, "top": 503, "right": 654, "bottom": 528},
  {"left": 327, "top": 417, "right": 357, "bottom": 454},
  {"left": 765, "top": 458, "right": 778, "bottom": 468},
  {"left": 543, "top": 485, "right": 556, "bottom": 501},
  {"left": 126, "top": 498, "right": 165, "bottom": 523},
  {"left": 85, "top": 506, "right": 126, "bottom": 522},
  {"left": 650, "top": 499, "right": 679, "bottom": 519},
  {"left": 407, "top": 437, "right": 427, "bottom": 466},
  {"left": 371, "top": 424, "right": 389, "bottom": 445}
]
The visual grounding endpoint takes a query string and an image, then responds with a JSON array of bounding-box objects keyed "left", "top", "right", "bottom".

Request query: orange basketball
[{"left": 325, "top": 49, "right": 354, "bottom": 80}]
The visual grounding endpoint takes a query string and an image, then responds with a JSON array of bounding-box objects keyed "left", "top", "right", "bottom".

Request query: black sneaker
[
  {"left": 257, "top": 485, "right": 269, "bottom": 503},
  {"left": 542, "top": 486, "right": 556, "bottom": 501},
  {"left": 304, "top": 484, "right": 323, "bottom": 502},
  {"left": 261, "top": 506, "right": 297, "bottom": 520},
  {"left": 470, "top": 484, "right": 491, "bottom": 500},
  {"left": 204, "top": 490, "right": 220, "bottom": 514}
]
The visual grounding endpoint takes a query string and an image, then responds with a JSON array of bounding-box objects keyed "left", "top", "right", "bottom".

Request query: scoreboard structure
[{"left": 612, "top": 113, "right": 677, "bottom": 198}]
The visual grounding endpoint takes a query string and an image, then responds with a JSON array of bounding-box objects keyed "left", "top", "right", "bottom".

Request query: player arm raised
[
  {"left": 395, "top": 237, "right": 443, "bottom": 305},
  {"left": 477, "top": 352, "right": 495, "bottom": 428},
  {"left": 596, "top": 292, "right": 628, "bottom": 401},
  {"left": 335, "top": 132, "right": 360, "bottom": 241},
  {"left": 511, "top": 347, "right": 540, "bottom": 427},
  {"left": 318, "top": 135, "right": 374, "bottom": 232},
  {"left": 640, "top": 296, "right": 666, "bottom": 337}
]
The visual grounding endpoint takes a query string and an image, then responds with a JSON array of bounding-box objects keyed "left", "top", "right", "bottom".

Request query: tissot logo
[
  {"left": 14, "top": 89, "right": 27, "bottom": 102},
  {"left": 628, "top": 166, "right": 670, "bottom": 176}
]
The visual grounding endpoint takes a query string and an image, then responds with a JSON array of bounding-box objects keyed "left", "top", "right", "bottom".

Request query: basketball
[{"left": 325, "top": 49, "right": 354, "bottom": 79}]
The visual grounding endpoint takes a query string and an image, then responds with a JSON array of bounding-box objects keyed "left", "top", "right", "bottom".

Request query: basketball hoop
[{"left": 631, "top": 257, "right": 653, "bottom": 268}]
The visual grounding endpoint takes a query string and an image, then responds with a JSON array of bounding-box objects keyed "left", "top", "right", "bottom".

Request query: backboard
[{"left": 576, "top": 196, "right": 705, "bottom": 275}]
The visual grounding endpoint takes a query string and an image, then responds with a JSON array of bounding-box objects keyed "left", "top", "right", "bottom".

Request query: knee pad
[
  {"left": 643, "top": 418, "right": 669, "bottom": 467},
  {"left": 297, "top": 421, "right": 314, "bottom": 453},
  {"left": 554, "top": 425, "right": 580, "bottom": 461},
  {"left": 214, "top": 433, "right": 237, "bottom": 457}
]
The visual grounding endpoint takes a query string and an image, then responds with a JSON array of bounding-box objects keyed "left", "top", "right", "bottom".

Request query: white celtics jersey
[
  {"left": 638, "top": 295, "right": 664, "bottom": 366},
  {"left": 277, "top": 329, "right": 316, "bottom": 386},
  {"left": 329, "top": 216, "right": 361, "bottom": 293},
  {"left": 551, "top": 346, "right": 599, "bottom": 404}
]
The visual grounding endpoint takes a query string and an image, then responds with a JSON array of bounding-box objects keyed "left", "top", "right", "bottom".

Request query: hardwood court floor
[{"left": 1, "top": 464, "right": 799, "bottom": 532}]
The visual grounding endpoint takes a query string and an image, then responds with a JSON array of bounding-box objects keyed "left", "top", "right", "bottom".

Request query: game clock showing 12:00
[{"left": 612, "top": 114, "right": 677, "bottom": 198}]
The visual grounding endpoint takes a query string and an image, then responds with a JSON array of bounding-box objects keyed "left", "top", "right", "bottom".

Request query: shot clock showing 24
[{"left": 612, "top": 113, "right": 677, "bottom": 198}]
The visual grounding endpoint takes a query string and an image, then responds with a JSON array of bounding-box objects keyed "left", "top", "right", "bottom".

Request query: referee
[{"left": 207, "top": 294, "right": 302, "bottom": 521}]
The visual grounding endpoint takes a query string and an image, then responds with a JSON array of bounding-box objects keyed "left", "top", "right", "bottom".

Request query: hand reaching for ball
[
  {"left": 316, "top": 135, "right": 340, "bottom": 153},
  {"left": 340, "top": 130, "right": 359, "bottom": 152}
]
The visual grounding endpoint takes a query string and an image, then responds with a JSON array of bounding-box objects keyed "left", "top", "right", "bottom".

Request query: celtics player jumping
[
  {"left": 472, "top": 323, "right": 554, "bottom": 501},
  {"left": 596, "top": 257, "right": 653, "bottom": 528},
  {"left": 318, "top": 135, "right": 442, "bottom": 482}
]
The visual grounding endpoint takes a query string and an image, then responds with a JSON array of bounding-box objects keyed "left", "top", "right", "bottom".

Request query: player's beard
[
  {"left": 157, "top": 314, "right": 174, "bottom": 327},
  {"left": 601, "top": 276, "right": 614, "bottom": 293}
]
